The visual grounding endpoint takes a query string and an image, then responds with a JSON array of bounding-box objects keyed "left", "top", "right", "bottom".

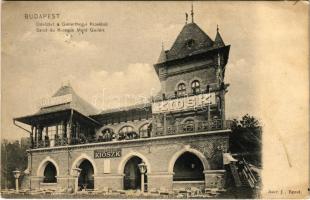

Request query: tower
[{"left": 153, "top": 19, "right": 230, "bottom": 135}]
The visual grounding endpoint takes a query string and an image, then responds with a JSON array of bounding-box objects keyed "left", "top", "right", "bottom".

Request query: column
[
  {"left": 38, "top": 126, "right": 43, "bottom": 147},
  {"left": 67, "top": 122, "right": 71, "bottom": 145},
  {"left": 61, "top": 121, "right": 66, "bottom": 145},
  {"left": 30, "top": 126, "right": 34, "bottom": 148},
  {"left": 55, "top": 125, "right": 58, "bottom": 146},
  {"left": 163, "top": 113, "right": 167, "bottom": 135},
  {"left": 221, "top": 90, "right": 226, "bottom": 129},
  {"left": 35, "top": 126, "right": 38, "bottom": 148}
]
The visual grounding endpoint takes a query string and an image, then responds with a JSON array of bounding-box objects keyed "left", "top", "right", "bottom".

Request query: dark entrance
[
  {"left": 43, "top": 162, "right": 57, "bottom": 183},
  {"left": 78, "top": 159, "right": 94, "bottom": 190},
  {"left": 173, "top": 152, "right": 204, "bottom": 181},
  {"left": 123, "top": 156, "right": 147, "bottom": 190}
]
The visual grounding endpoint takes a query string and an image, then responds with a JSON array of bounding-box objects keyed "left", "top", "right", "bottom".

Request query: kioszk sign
[
  {"left": 152, "top": 93, "right": 216, "bottom": 114},
  {"left": 94, "top": 148, "right": 122, "bottom": 159}
]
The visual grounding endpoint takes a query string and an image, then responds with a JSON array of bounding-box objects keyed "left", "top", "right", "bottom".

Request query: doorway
[
  {"left": 123, "top": 156, "right": 147, "bottom": 190},
  {"left": 78, "top": 159, "right": 94, "bottom": 190}
]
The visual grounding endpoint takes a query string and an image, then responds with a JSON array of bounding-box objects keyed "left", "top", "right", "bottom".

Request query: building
[{"left": 14, "top": 15, "right": 231, "bottom": 192}]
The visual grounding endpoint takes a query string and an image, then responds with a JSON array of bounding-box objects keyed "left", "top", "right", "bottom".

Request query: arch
[
  {"left": 181, "top": 117, "right": 196, "bottom": 124},
  {"left": 118, "top": 125, "right": 138, "bottom": 140},
  {"left": 176, "top": 83, "right": 187, "bottom": 96},
  {"left": 118, "top": 151, "right": 151, "bottom": 174},
  {"left": 191, "top": 80, "right": 201, "bottom": 94},
  {"left": 174, "top": 80, "right": 187, "bottom": 91},
  {"left": 78, "top": 159, "right": 95, "bottom": 190},
  {"left": 189, "top": 77, "right": 203, "bottom": 87},
  {"left": 168, "top": 147, "right": 209, "bottom": 174},
  {"left": 116, "top": 123, "right": 137, "bottom": 134},
  {"left": 37, "top": 156, "right": 60, "bottom": 177},
  {"left": 70, "top": 153, "right": 98, "bottom": 176},
  {"left": 138, "top": 122, "right": 151, "bottom": 138},
  {"left": 97, "top": 125, "right": 115, "bottom": 135},
  {"left": 43, "top": 162, "right": 57, "bottom": 183}
]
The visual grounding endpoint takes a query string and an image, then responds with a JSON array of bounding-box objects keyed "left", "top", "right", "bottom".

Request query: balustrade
[{"left": 30, "top": 119, "right": 228, "bottom": 149}]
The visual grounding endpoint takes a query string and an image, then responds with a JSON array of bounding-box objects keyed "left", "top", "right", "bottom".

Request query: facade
[{"left": 15, "top": 19, "right": 231, "bottom": 192}]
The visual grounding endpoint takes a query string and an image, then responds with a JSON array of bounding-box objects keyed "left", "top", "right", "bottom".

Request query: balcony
[
  {"left": 154, "top": 119, "right": 228, "bottom": 137},
  {"left": 31, "top": 119, "right": 230, "bottom": 149}
]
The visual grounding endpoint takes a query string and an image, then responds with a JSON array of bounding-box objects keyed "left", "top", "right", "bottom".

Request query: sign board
[
  {"left": 152, "top": 93, "right": 216, "bottom": 114},
  {"left": 39, "top": 94, "right": 72, "bottom": 108},
  {"left": 94, "top": 148, "right": 122, "bottom": 159}
]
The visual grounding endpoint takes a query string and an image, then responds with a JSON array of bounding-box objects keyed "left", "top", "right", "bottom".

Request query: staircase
[{"left": 229, "top": 157, "right": 260, "bottom": 189}]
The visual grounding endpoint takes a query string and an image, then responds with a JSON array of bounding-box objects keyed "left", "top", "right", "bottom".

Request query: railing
[
  {"left": 31, "top": 119, "right": 230, "bottom": 149},
  {"left": 154, "top": 119, "right": 226, "bottom": 137}
]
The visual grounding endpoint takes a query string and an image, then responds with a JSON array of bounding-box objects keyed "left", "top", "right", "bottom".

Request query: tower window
[
  {"left": 191, "top": 80, "right": 200, "bottom": 94},
  {"left": 186, "top": 39, "right": 195, "bottom": 49},
  {"left": 177, "top": 83, "right": 187, "bottom": 96}
]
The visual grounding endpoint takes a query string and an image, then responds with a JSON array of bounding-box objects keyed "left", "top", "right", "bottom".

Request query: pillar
[
  {"left": 30, "top": 126, "right": 34, "bottom": 148},
  {"left": 67, "top": 123, "right": 71, "bottom": 145},
  {"left": 34, "top": 126, "right": 38, "bottom": 148}
]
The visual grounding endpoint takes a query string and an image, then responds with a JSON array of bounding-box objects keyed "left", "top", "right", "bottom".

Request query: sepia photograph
[{"left": 1, "top": 1, "right": 309, "bottom": 199}]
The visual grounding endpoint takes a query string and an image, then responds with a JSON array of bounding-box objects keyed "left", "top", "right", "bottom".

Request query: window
[
  {"left": 118, "top": 126, "right": 138, "bottom": 140},
  {"left": 186, "top": 39, "right": 195, "bottom": 49},
  {"left": 177, "top": 83, "right": 186, "bottom": 96},
  {"left": 191, "top": 80, "right": 200, "bottom": 94},
  {"left": 139, "top": 123, "right": 151, "bottom": 138}
]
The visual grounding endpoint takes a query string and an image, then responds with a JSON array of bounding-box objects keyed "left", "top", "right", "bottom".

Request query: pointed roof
[
  {"left": 214, "top": 29, "right": 225, "bottom": 47},
  {"left": 157, "top": 47, "right": 167, "bottom": 63},
  {"left": 36, "top": 84, "right": 99, "bottom": 116},
  {"left": 165, "top": 23, "right": 214, "bottom": 61}
]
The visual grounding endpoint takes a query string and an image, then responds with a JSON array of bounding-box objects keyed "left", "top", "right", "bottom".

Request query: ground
[{"left": 1, "top": 187, "right": 260, "bottom": 199}]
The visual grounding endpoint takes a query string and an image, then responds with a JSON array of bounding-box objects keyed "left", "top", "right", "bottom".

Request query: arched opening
[
  {"left": 173, "top": 152, "right": 204, "bottom": 181},
  {"left": 118, "top": 125, "right": 138, "bottom": 140},
  {"left": 123, "top": 156, "right": 147, "bottom": 190},
  {"left": 99, "top": 128, "right": 115, "bottom": 142},
  {"left": 43, "top": 162, "right": 57, "bottom": 183},
  {"left": 139, "top": 123, "right": 151, "bottom": 138},
  {"left": 78, "top": 159, "right": 94, "bottom": 190},
  {"left": 191, "top": 80, "right": 201, "bottom": 94},
  {"left": 177, "top": 83, "right": 187, "bottom": 96}
]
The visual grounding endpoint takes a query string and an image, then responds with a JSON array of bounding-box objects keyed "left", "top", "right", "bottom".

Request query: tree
[
  {"left": 1, "top": 139, "right": 29, "bottom": 189},
  {"left": 229, "top": 114, "right": 262, "bottom": 167}
]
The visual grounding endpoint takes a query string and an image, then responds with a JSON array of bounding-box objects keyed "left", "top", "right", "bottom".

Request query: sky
[{"left": 1, "top": 1, "right": 309, "bottom": 196}]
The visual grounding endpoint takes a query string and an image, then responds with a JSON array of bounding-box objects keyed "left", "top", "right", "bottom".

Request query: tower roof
[
  {"left": 214, "top": 29, "right": 225, "bottom": 47},
  {"left": 36, "top": 84, "right": 99, "bottom": 116},
  {"left": 164, "top": 23, "right": 214, "bottom": 62},
  {"left": 157, "top": 47, "right": 168, "bottom": 63}
]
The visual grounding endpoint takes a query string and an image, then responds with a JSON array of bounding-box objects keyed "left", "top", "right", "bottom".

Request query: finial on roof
[
  {"left": 185, "top": 12, "right": 188, "bottom": 24},
  {"left": 62, "top": 80, "right": 71, "bottom": 87},
  {"left": 191, "top": 3, "right": 194, "bottom": 23},
  {"left": 217, "top": 24, "right": 219, "bottom": 32},
  {"left": 161, "top": 41, "right": 164, "bottom": 50}
]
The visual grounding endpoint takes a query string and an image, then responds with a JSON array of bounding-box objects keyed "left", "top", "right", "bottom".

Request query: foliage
[
  {"left": 229, "top": 114, "right": 262, "bottom": 167},
  {"left": 1, "top": 139, "right": 29, "bottom": 189}
]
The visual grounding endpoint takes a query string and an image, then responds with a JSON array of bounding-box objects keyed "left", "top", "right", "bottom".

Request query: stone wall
[{"left": 21, "top": 130, "right": 230, "bottom": 191}]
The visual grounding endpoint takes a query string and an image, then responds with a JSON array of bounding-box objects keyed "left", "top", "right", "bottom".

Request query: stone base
[
  {"left": 94, "top": 174, "right": 123, "bottom": 190},
  {"left": 204, "top": 170, "right": 225, "bottom": 189},
  {"left": 147, "top": 173, "right": 173, "bottom": 191},
  {"left": 173, "top": 181, "right": 205, "bottom": 190}
]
